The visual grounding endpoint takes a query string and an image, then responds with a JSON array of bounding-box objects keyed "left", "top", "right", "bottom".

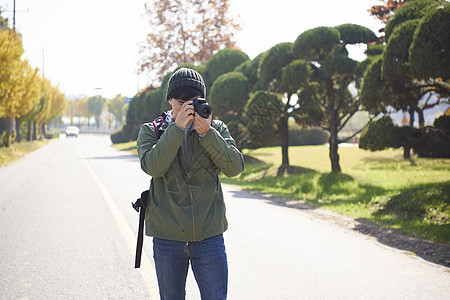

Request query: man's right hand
[{"left": 175, "top": 101, "right": 195, "bottom": 130}]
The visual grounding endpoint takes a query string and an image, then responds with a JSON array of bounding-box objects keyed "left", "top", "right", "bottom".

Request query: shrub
[
  {"left": 290, "top": 127, "right": 329, "bottom": 146},
  {"left": 269, "top": 127, "right": 329, "bottom": 147},
  {"left": 209, "top": 72, "right": 249, "bottom": 118},
  {"left": 434, "top": 114, "right": 450, "bottom": 133},
  {"left": 205, "top": 49, "right": 250, "bottom": 87},
  {"left": 110, "top": 128, "right": 129, "bottom": 144},
  {"left": 359, "top": 116, "right": 397, "bottom": 151},
  {"left": 414, "top": 131, "right": 450, "bottom": 158},
  {"left": 45, "top": 129, "right": 60, "bottom": 139},
  {"left": 414, "top": 115, "right": 450, "bottom": 158},
  {"left": 0, "top": 131, "right": 6, "bottom": 147}
]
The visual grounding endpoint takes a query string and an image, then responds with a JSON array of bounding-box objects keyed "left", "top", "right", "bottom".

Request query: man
[{"left": 137, "top": 68, "right": 244, "bottom": 299}]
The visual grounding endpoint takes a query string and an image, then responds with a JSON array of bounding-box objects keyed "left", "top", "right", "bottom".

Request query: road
[{"left": 1, "top": 135, "right": 449, "bottom": 300}]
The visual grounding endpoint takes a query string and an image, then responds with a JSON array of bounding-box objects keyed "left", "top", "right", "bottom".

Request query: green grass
[
  {"left": 112, "top": 141, "right": 137, "bottom": 156},
  {"left": 0, "top": 139, "right": 50, "bottom": 167},
  {"left": 111, "top": 140, "right": 450, "bottom": 244},
  {"left": 220, "top": 145, "right": 450, "bottom": 244}
]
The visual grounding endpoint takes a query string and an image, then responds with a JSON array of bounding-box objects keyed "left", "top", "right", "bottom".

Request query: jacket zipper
[
  {"left": 187, "top": 172, "right": 196, "bottom": 241},
  {"left": 187, "top": 132, "right": 196, "bottom": 241}
]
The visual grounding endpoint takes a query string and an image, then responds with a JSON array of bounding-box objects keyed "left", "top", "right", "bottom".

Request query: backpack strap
[
  {"left": 152, "top": 112, "right": 168, "bottom": 140},
  {"left": 133, "top": 190, "right": 149, "bottom": 268}
]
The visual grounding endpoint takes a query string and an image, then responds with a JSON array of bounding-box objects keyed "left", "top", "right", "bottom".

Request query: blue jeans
[{"left": 153, "top": 234, "right": 228, "bottom": 300}]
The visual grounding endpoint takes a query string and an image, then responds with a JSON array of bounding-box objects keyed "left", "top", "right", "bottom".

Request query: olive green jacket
[{"left": 137, "top": 115, "right": 244, "bottom": 242}]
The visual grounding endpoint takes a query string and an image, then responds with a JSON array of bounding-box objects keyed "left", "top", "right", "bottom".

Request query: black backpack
[{"left": 132, "top": 112, "right": 167, "bottom": 268}]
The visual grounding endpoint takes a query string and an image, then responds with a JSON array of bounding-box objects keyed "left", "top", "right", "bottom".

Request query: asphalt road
[{"left": 1, "top": 135, "right": 449, "bottom": 300}]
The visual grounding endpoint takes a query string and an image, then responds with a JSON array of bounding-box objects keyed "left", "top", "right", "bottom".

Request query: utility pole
[
  {"left": 10, "top": 1, "right": 29, "bottom": 32},
  {"left": 42, "top": 47, "right": 45, "bottom": 78},
  {"left": 8, "top": 0, "right": 16, "bottom": 145},
  {"left": 8, "top": 0, "right": 29, "bottom": 144},
  {"left": 13, "top": 0, "right": 15, "bottom": 31}
]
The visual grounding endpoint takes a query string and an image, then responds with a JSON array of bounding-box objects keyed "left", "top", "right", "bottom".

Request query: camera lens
[
  {"left": 201, "top": 105, "right": 212, "bottom": 117},
  {"left": 192, "top": 98, "right": 212, "bottom": 118}
]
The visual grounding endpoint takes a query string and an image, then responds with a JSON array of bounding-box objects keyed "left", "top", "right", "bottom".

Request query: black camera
[{"left": 192, "top": 98, "right": 212, "bottom": 118}]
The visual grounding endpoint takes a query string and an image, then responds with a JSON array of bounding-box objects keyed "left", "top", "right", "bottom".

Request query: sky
[{"left": 0, "top": 0, "right": 385, "bottom": 99}]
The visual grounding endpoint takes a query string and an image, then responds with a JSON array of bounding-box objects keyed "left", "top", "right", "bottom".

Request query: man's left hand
[{"left": 193, "top": 113, "right": 212, "bottom": 136}]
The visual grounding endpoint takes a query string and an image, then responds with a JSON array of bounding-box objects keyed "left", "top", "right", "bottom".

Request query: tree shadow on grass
[
  {"left": 373, "top": 182, "right": 450, "bottom": 221},
  {"left": 243, "top": 154, "right": 264, "bottom": 165},
  {"left": 353, "top": 219, "right": 450, "bottom": 268},
  {"left": 314, "top": 172, "right": 387, "bottom": 202},
  {"left": 226, "top": 160, "right": 450, "bottom": 267},
  {"left": 354, "top": 181, "right": 450, "bottom": 268},
  {"left": 361, "top": 156, "right": 417, "bottom": 169},
  {"left": 276, "top": 165, "right": 317, "bottom": 177}
]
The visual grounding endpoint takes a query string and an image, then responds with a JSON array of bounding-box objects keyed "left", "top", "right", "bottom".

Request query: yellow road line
[{"left": 78, "top": 146, "right": 159, "bottom": 299}]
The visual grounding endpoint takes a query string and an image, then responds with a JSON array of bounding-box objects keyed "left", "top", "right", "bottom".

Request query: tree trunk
[
  {"left": 41, "top": 123, "right": 46, "bottom": 139},
  {"left": 32, "top": 121, "right": 37, "bottom": 140},
  {"left": 417, "top": 108, "right": 425, "bottom": 129},
  {"left": 403, "top": 108, "right": 415, "bottom": 159},
  {"left": 15, "top": 118, "right": 21, "bottom": 142},
  {"left": 328, "top": 105, "right": 341, "bottom": 172},
  {"left": 279, "top": 115, "right": 289, "bottom": 167},
  {"left": 329, "top": 129, "right": 341, "bottom": 173},
  {"left": 403, "top": 147, "right": 411, "bottom": 159},
  {"left": 27, "top": 121, "right": 32, "bottom": 141},
  {"left": 4, "top": 116, "right": 13, "bottom": 147}
]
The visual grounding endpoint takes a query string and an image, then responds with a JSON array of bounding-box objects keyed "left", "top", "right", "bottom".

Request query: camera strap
[
  {"left": 181, "top": 122, "right": 194, "bottom": 180},
  {"left": 182, "top": 123, "right": 196, "bottom": 240}
]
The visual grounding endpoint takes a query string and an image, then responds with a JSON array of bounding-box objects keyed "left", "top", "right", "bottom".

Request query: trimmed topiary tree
[
  {"left": 409, "top": 3, "right": 450, "bottom": 90},
  {"left": 209, "top": 71, "right": 249, "bottom": 118},
  {"left": 205, "top": 48, "right": 249, "bottom": 89},
  {"left": 292, "top": 24, "right": 377, "bottom": 172}
]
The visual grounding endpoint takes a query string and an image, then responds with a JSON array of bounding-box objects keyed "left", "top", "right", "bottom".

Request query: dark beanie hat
[{"left": 166, "top": 68, "right": 206, "bottom": 100}]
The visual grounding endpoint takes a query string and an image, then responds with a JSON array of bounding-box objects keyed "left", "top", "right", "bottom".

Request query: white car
[{"left": 65, "top": 126, "right": 80, "bottom": 137}]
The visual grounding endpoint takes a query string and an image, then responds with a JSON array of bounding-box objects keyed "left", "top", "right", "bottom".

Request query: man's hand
[
  {"left": 193, "top": 113, "right": 212, "bottom": 136},
  {"left": 175, "top": 101, "right": 195, "bottom": 130}
]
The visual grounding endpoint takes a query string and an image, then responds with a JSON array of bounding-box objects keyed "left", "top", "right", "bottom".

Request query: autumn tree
[
  {"left": 139, "top": 0, "right": 240, "bottom": 84},
  {"left": 65, "top": 100, "right": 79, "bottom": 126},
  {"left": 46, "top": 85, "right": 66, "bottom": 125},
  {"left": 370, "top": 0, "right": 410, "bottom": 24},
  {"left": 0, "top": 9, "right": 8, "bottom": 29},
  {"left": 0, "top": 29, "right": 26, "bottom": 146},
  {"left": 32, "top": 78, "right": 52, "bottom": 139},
  {"left": 107, "top": 95, "right": 126, "bottom": 128},
  {"left": 15, "top": 61, "right": 41, "bottom": 142},
  {"left": 31, "top": 78, "right": 66, "bottom": 138},
  {"left": 77, "top": 98, "right": 90, "bottom": 127},
  {"left": 87, "top": 95, "right": 105, "bottom": 128}
]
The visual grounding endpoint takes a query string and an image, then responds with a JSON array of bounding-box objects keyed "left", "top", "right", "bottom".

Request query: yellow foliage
[
  {"left": 16, "top": 61, "right": 41, "bottom": 119},
  {"left": 78, "top": 97, "right": 90, "bottom": 117},
  {"left": 0, "top": 29, "right": 67, "bottom": 145},
  {"left": 0, "top": 30, "right": 25, "bottom": 118},
  {"left": 47, "top": 85, "right": 66, "bottom": 121}
]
